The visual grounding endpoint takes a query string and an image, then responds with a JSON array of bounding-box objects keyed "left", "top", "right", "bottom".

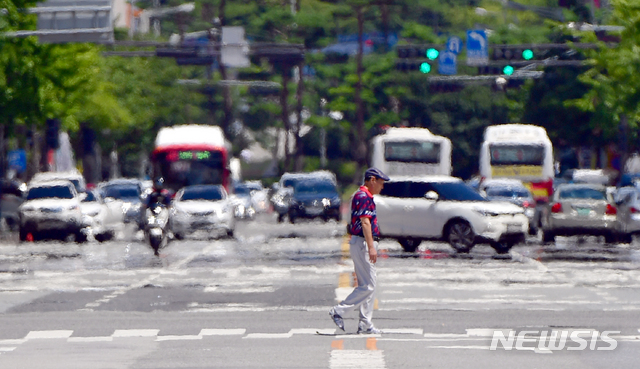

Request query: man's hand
[
  {"left": 368, "top": 246, "right": 377, "bottom": 264},
  {"left": 360, "top": 216, "right": 377, "bottom": 264}
]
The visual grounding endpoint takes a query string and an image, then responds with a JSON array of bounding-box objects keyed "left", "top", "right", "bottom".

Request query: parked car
[
  {"left": 170, "top": 185, "right": 235, "bottom": 239},
  {"left": 287, "top": 178, "right": 341, "bottom": 223},
  {"left": 18, "top": 180, "right": 85, "bottom": 242},
  {"left": 100, "top": 179, "right": 145, "bottom": 229},
  {"left": 540, "top": 183, "right": 618, "bottom": 244},
  {"left": 480, "top": 178, "right": 537, "bottom": 234},
  {"left": 30, "top": 170, "right": 87, "bottom": 193},
  {"left": 614, "top": 188, "right": 640, "bottom": 243},
  {"left": 375, "top": 176, "right": 528, "bottom": 253},
  {"left": 1, "top": 179, "right": 27, "bottom": 230},
  {"left": 79, "top": 190, "right": 119, "bottom": 242}
]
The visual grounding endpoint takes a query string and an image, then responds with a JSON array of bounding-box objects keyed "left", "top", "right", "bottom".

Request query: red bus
[{"left": 150, "top": 125, "right": 231, "bottom": 192}]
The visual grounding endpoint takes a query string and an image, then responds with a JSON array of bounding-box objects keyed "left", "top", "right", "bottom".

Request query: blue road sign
[
  {"left": 446, "top": 36, "right": 463, "bottom": 55},
  {"left": 8, "top": 149, "right": 26, "bottom": 174},
  {"left": 466, "top": 30, "right": 488, "bottom": 66},
  {"left": 438, "top": 51, "right": 457, "bottom": 75}
]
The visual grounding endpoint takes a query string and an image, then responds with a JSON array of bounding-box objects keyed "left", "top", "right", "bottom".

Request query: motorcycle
[{"left": 145, "top": 202, "right": 169, "bottom": 256}]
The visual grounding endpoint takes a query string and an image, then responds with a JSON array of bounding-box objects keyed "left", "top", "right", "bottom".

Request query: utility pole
[
  {"left": 217, "top": 0, "right": 233, "bottom": 137},
  {"left": 281, "top": 65, "right": 292, "bottom": 171},
  {"left": 354, "top": 7, "right": 367, "bottom": 174},
  {"left": 295, "top": 62, "right": 304, "bottom": 171}
]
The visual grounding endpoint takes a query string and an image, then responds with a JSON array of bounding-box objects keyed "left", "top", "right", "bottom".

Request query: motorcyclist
[{"left": 146, "top": 177, "right": 172, "bottom": 209}]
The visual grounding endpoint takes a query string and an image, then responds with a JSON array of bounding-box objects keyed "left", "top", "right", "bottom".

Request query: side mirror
[{"left": 425, "top": 191, "right": 439, "bottom": 201}]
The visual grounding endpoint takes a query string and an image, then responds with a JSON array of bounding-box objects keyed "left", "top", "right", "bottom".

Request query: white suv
[
  {"left": 375, "top": 176, "right": 528, "bottom": 254},
  {"left": 18, "top": 180, "right": 85, "bottom": 242}
]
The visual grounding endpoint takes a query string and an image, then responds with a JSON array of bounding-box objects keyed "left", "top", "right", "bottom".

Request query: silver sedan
[{"left": 540, "top": 183, "right": 618, "bottom": 243}]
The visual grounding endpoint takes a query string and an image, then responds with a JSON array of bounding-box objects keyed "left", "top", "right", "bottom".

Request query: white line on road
[
  {"left": 244, "top": 333, "right": 293, "bottom": 339},
  {"left": 156, "top": 335, "right": 202, "bottom": 341},
  {"left": 67, "top": 337, "right": 114, "bottom": 342},
  {"left": 199, "top": 329, "right": 246, "bottom": 336},
  {"left": 330, "top": 350, "right": 386, "bottom": 369},
  {"left": 112, "top": 329, "right": 160, "bottom": 338},
  {"left": 25, "top": 330, "right": 73, "bottom": 339}
]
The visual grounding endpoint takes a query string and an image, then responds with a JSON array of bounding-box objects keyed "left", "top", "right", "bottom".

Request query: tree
[{"left": 569, "top": 0, "right": 640, "bottom": 156}]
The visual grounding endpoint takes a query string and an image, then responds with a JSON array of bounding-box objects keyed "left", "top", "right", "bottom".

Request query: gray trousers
[{"left": 333, "top": 235, "right": 377, "bottom": 329}]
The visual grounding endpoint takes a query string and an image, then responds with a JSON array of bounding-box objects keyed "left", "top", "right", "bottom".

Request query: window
[
  {"left": 489, "top": 144, "right": 544, "bottom": 166},
  {"left": 27, "top": 185, "right": 74, "bottom": 200},
  {"left": 431, "top": 182, "right": 488, "bottom": 201},
  {"left": 384, "top": 141, "right": 441, "bottom": 164},
  {"left": 180, "top": 186, "right": 224, "bottom": 201},
  {"left": 559, "top": 188, "right": 606, "bottom": 200}
]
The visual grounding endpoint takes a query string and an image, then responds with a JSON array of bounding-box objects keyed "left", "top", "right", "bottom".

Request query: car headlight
[
  {"left": 474, "top": 208, "right": 500, "bottom": 217},
  {"left": 322, "top": 198, "right": 331, "bottom": 207},
  {"left": 86, "top": 209, "right": 100, "bottom": 217}
]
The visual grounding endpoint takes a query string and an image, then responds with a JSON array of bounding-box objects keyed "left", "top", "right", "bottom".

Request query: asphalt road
[{"left": 1, "top": 213, "right": 640, "bottom": 368}]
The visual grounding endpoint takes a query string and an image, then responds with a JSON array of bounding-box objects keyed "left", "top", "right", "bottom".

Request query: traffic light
[
  {"left": 396, "top": 61, "right": 432, "bottom": 73},
  {"left": 45, "top": 119, "right": 60, "bottom": 150},
  {"left": 477, "top": 66, "right": 505, "bottom": 75},
  {"left": 492, "top": 47, "right": 539, "bottom": 61},
  {"left": 503, "top": 65, "right": 515, "bottom": 76}
]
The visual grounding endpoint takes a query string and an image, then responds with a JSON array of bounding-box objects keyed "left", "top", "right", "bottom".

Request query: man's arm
[{"left": 360, "top": 216, "right": 377, "bottom": 264}]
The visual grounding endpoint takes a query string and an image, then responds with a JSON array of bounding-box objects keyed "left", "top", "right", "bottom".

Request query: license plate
[
  {"left": 506, "top": 224, "right": 521, "bottom": 233},
  {"left": 306, "top": 207, "right": 323, "bottom": 215},
  {"left": 577, "top": 208, "right": 591, "bottom": 216}
]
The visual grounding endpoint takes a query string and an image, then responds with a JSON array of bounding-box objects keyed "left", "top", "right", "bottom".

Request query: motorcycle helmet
[{"left": 153, "top": 177, "right": 165, "bottom": 190}]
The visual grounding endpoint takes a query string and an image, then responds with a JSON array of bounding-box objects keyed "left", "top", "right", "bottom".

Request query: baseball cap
[{"left": 364, "top": 167, "right": 390, "bottom": 181}]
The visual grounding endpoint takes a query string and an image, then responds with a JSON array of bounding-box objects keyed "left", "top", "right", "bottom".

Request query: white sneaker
[{"left": 357, "top": 326, "right": 382, "bottom": 334}]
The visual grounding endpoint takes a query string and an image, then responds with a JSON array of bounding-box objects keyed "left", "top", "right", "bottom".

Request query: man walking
[{"left": 329, "top": 167, "right": 389, "bottom": 334}]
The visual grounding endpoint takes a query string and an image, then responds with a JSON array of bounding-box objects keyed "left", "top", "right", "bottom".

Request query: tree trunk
[
  {"left": 295, "top": 64, "right": 304, "bottom": 171},
  {"left": 281, "top": 66, "right": 291, "bottom": 171}
]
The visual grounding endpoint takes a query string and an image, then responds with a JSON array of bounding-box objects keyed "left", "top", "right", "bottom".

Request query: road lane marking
[
  {"left": 156, "top": 335, "right": 202, "bottom": 341},
  {"left": 25, "top": 331, "right": 73, "bottom": 339},
  {"left": 67, "top": 337, "right": 113, "bottom": 342},
  {"left": 244, "top": 333, "right": 293, "bottom": 339},
  {"left": 330, "top": 350, "right": 386, "bottom": 369},
  {"left": 199, "top": 329, "right": 246, "bottom": 336},
  {"left": 112, "top": 329, "right": 160, "bottom": 338}
]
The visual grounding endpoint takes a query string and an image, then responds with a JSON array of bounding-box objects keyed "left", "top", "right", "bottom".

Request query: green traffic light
[
  {"left": 420, "top": 62, "right": 431, "bottom": 74},
  {"left": 522, "top": 49, "right": 534, "bottom": 60},
  {"left": 426, "top": 48, "right": 439, "bottom": 60},
  {"left": 503, "top": 65, "right": 514, "bottom": 76}
]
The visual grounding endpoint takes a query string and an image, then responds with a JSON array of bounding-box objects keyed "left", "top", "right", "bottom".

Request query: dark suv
[{"left": 287, "top": 179, "right": 341, "bottom": 223}]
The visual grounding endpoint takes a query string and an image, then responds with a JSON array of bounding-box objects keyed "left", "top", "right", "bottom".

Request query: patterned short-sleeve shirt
[{"left": 348, "top": 186, "right": 380, "bottom": 238}]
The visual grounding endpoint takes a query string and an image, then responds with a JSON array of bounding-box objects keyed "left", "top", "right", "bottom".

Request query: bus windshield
[
  {"left": 384, "top": 141, "right": 441, "bottom": 164},
  {"left": 154, "top": 150, "right": 224, "bottom": 190},
  {"left": 489, "top": 144, "right": 544, "bottom": 166}
]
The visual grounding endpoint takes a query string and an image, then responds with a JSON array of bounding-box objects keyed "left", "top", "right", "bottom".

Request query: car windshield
[
  {"left": 82, "top": 191, "right": 98, "bottom": 203},
  {"left": 282, "top": 178, "right": 297, "bottom": 188},
  {"left": 432, "top": 182, "right": 488, "bottom": 201},
  {"left": 295, "top": 181, "right": 336, "bottom": 194},
  {"left": 234, "top": 186, "right": 252, "bottom": 196},
  {"left": 27, "top": 185, "right": 74, "bottom": 200},
  {"left": 180, "top": 187, "right": 224, "bottom": 201},
  {"left": 486, "top": 187, "right": 531, "bottom": 198},
  {"left": 103, "top": 186, "right": 140, "bottom": 199},
  {"left": 559, "top": 187, "right": 606, "bottom": 200}
]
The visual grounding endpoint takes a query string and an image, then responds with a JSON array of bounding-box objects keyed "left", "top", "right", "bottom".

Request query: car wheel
[
  {"left": 620, "top": 233, "right": 633, "bottom": 244},
  {"left": 289, "top": 216, "right": 296, "bottom": 224},
  {"left": 277, "top": 214, "right": 284, "bottom": 223},
  {"left": 19, "top": 227, "right": 29, "bottom": 242},
  {"left": 227, "top": 229, "right": 234, "bottom": 238},
  {"left": 75, "top": 230, "right": 88, "bottom": 243},
  {"left": 174, "top": 232, "right": 184, "bottom": 240},
  {"left": 398, "top": 238, "right": 421, "bottom": 252},
  {"left": 446, "top": 220, "right": 474, "bottom": 253},
  {"left": 490, "top": 241, "right": 511, "bottom": 254},
  {"left": 542, "top": 229, "right": 555, "bottom": 244},
  {"left": 604, "top": 233, "right": 617, "bottom": 245}
]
